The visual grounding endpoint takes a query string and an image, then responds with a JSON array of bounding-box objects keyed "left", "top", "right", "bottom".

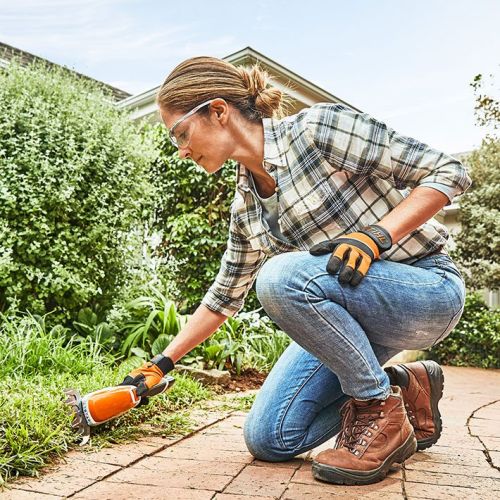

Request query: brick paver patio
[{"left": 2, "top": 366, "right": 499, "bottom": 499}]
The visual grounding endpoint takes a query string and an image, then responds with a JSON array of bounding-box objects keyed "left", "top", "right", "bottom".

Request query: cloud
[
  {"left": 2, "top": 3, "right": 189, "bottom": 62},
  {"left": 0, "top": 0, "right": 236, "bottom": 71}
]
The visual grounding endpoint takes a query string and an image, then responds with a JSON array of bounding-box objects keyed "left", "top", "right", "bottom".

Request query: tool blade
[{"left": 63, "top": 388, "right": 91, "bottom": 446}]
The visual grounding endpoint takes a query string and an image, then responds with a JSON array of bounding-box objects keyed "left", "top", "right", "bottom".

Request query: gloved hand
[
  {"left": 119, "top": 354, "right": 175, "bottom": 406},
  {"left": 309, "top": 225, "right": 392, "bottom": 286}
]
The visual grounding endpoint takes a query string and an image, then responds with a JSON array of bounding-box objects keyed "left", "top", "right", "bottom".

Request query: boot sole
[
  {"left": 416, "top": 360, "right": 444, "bottom": 451},
  {"left": 311, "top": 433, "right": 417, "bottom": 485}
]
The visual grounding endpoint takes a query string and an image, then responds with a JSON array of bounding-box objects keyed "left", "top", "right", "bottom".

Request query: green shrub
[
  {"left": 427, "top": 292, "right": 500, "bottom": 368},
  {"left": 452, "top": 138, "right": 500, "bottom": 290},
  {"left": 117, "top": 285, "right": 187, "bottom": 359},
  {"left": 145, "top": 123, "right": 261, "bottom": 313},
  {"left": 0, "top": 60, "right": 154, "bottom": 323}
]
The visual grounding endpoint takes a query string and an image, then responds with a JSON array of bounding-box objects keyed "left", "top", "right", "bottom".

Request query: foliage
[
  {"left": 71, "top": 307, "right": 116, "bottom": 351},
  {"left": 470, "top": 70, "right": 500, "bottom": 130},
  {"left": 452, "top": 159, "right": 500, "bottom": 290},
  {"left": 114, "top": 285, "right": 291, "bottom": 375},
  {"left": 195, "top": 311, "right": 292, "bottom": 375},
  {"left": 0, "top": 309, "right": 112, "bottom": 378},
  {"left": 117, "top": 286, "right": 188, "bottom": 359},
  {"left": 426, "top": 292, "right": 500, "bottom": 369},
  {"left": 144, "top": 123, "right": 261, "bottom": 313},
  {"left": 452, "top": 72, "right": 500, "bottom": 290},
  {"left": 0, "top": 60, "right": 154, "bottom": 324}
]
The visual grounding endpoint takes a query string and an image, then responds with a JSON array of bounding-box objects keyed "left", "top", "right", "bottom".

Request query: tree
[
  {"left": 144, "top": 124, "right": 262, "bottom": 314},
  {"left": 452, "top": 70, "right": 500, "bottom": 291},
  {"left": 145, "top": 123, "right": 236, "bottom": 313}
]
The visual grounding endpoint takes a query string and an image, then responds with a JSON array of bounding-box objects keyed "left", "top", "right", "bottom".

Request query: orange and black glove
[
  {"left": 309, "top": 225, "right": 392, "bottom": 286},
  {"left": 119, "top": 354, "right": 175, "bottom": 406}
]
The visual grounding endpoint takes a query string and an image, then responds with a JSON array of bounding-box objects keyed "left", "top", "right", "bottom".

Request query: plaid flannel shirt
[{"left": 202, "top": 103, "right": 472, "bottom": 317}]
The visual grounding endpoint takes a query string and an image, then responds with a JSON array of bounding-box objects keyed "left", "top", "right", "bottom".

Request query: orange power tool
[{"left": 64, "top": 358, "right": 176, "bottom": 446}]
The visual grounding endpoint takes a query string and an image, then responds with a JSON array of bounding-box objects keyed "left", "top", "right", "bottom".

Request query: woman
[{"left": 123, "top": 56, "right": 471, "bottom": 485}]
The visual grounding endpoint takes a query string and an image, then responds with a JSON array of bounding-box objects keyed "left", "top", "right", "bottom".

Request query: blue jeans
[{"left": 243, "top": 251, "right": 465, "bottom": 462}]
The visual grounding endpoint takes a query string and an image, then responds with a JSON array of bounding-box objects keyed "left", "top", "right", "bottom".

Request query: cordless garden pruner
[{"left": 63, "top": 375, "right": 175, "bottom": 446}]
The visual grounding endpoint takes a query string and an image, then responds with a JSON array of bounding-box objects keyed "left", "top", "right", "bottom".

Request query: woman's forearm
[
  {"left": 377, "top": 186, "right": 450, "bottom": 244},
  {"left": 162, "top": 304, "right": 228, "bottom": 363}
]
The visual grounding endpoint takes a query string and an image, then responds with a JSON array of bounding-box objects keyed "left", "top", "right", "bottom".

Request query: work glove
[
  {"left": 309, "top": 224, "right": 392, "bottom": 286},
  {"left": 119, "top": 354, "right": 175, "bottom": 406}
]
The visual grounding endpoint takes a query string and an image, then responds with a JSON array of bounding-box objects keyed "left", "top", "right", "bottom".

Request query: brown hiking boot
[
  {"left": 312, "top": 386, "right": 417, "bottom": 485},
  {"left": 385, "top": 360, "right": 444, "bottom": 451}
]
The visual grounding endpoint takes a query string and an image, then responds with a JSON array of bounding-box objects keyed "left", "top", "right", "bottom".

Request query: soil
[{"left": 211, "top": 367, "right": 268, "bottom": 394}]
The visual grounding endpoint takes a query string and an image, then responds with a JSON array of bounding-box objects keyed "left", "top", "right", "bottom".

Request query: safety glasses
[{"left": 168, "top": 99, "right": 215, "bottom": 148}]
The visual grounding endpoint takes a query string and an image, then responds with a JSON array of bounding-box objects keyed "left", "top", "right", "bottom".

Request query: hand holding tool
[{"left": 64, "top": 354, "right": 175, "bottom": 445}]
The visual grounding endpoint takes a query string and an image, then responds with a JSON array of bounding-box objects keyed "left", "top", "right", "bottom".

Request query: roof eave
[
  {"left": 119, "top": 46, "right": 362, "bottom": 119},
  {"left": 224, "top": 47, "right": 362, "bottom": 111}
]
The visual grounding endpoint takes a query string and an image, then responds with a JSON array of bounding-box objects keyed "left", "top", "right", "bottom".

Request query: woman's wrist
[
  {"left": 360, "top": 225, "right": 393, "bottom": 253},
  {"left": 150, "top": 354, "right": 175, "bottom": 375}
]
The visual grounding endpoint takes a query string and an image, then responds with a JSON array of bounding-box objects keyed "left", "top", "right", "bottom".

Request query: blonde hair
[{"left": 156, "top": 56, "right": 292, "bottom": 121}]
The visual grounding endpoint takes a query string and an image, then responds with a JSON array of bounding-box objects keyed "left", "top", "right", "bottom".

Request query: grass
[
  {"left": 0, "top": 311, "right": 214, "bottom": 486},
  {"left": 0, "top": 307, "right": 279, "bottom": 487}
]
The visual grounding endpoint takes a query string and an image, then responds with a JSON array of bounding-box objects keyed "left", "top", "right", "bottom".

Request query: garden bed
[{"left": 211, "top": 367, "right": 267, "bottom": 393}]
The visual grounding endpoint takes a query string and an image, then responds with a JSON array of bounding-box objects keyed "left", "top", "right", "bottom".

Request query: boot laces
[
  {"left": 336, "top": 399, "right": 386, "bottom": 456},
  {"left": 405, "top": 402, "right": 417, "bottom": 424}
]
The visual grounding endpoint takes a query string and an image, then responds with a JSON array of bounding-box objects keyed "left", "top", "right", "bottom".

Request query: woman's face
[{"left": 160, "top": 99, "right": 234, "bottom": 174}]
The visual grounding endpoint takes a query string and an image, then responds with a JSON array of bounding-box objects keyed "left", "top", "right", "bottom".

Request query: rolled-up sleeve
[
  {"left": 306, "top": 103, "right": 472, "bottom": 205},
  {"left": 201, "top": 217, "right": 267, "bottom": 317},
  {"left": 418, "top": 182, "right": 464, "bottom": 205}
]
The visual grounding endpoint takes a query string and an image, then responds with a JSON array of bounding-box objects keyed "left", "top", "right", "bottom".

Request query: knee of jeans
[{"left": 243, "top": 410, "right": 298, "bottom": 462}]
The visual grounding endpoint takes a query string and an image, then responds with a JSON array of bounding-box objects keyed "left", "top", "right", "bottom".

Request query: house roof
[
  {"left": 117, "top": 46, "right": 362, "bottom": 121},
  {"left": 0, "top": 41, "right": 131, "bottom": 102},
  {"left": 224, "top": 46, "right": 362, "bottom": 112}
]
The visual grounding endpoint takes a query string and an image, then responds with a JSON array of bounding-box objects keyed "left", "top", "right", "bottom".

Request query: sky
[{"left": 1, "top": 0, "right": 499, "bottom": 154}]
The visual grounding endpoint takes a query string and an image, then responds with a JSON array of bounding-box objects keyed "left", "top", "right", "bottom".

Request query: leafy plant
[
  {"left": 0, "top": 310, "right": 108, "bottom": 377},
  {"left": 203, "top": 325, "right": 247, "bottom": 374},
  {"left": 112, "top": 282, "right": 291, "bottom": 375},
  {"left": 118, "top": 286, "right": 188, "bottom": 358},
  {"left": 452, "top": 72, "right": 500, "bottom": 290},
  {"left": 175, "top": 308, "right": 291, "bottom": 375},
  {"left": 71, "top": 307, "right": 116, "bottom": 351}
]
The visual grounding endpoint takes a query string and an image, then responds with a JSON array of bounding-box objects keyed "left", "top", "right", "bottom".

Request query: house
[
  {"left": 117, "top": 46, "right": 362, "bottom": 121},
  {"left": 0, "top": 41, "right": 130, "bottom": 102}
]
